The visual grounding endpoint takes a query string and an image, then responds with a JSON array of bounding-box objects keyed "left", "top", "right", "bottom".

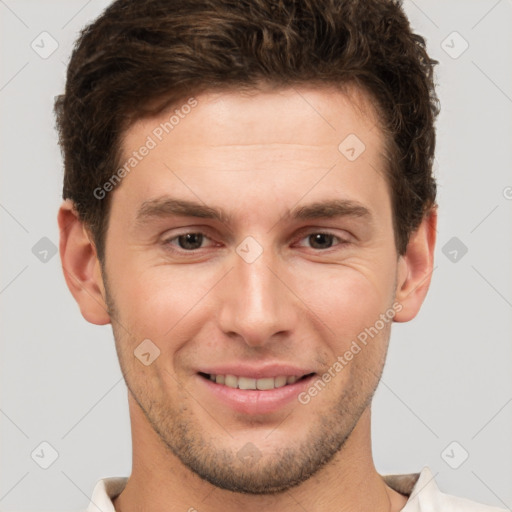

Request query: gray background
[{"left": 1, "top": 0, "right": 511, "bottom": 510}]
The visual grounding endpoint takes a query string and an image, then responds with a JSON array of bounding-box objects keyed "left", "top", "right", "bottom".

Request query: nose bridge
[{"left": 217, "top": 242, "right": 296, "bottom": 345}]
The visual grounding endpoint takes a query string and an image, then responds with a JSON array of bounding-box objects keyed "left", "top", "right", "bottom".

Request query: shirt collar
[
  {"left": 383, "top": 466, "right": 440, "bottom": 511},
  {"left": 86, "top": 476, "right": 127, "bottom": 512}
]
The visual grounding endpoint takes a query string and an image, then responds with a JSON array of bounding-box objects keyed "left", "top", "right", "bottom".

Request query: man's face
[{"left": 101, "top": 86, "right": 402, "bottom": 494}]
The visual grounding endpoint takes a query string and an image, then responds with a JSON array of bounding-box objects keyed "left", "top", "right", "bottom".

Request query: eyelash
[{"left": 161, "top": 230, "right": 351, "bottom": 254}]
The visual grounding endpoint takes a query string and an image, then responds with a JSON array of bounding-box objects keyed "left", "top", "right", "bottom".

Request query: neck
[{"left": 113, "top": 394, "right": 408, "bottom": 512}]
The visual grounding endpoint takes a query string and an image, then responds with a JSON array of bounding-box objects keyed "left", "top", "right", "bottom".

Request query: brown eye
[
  {"left": 294, "top": 231, "right": 351, "bottom": 251},
  {"left": 161, "top": 228, "right": 223, "bottom": 256},
  {"left": 176, "top": 233, "right": 204, "bottom": 250},
  {"left": 308, "top": 233, "right": 335, "bottom": 250}
]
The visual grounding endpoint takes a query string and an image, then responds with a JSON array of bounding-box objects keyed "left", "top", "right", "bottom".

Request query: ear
[
  {"left": 394, "top": 206, "right": 437, "bottom": 322},
  {"left": 57, "top": 199, "right": 111, "bottom": 325}
]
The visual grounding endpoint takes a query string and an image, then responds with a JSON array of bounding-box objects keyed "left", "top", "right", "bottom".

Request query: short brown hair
[{"left": 55, "top": 0, "right": 440, "bottom": 262}]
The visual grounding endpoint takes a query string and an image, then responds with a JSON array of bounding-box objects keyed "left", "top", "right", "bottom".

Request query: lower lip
[{"left": 197, "top": 374, "right": 316, "bottom": 415}]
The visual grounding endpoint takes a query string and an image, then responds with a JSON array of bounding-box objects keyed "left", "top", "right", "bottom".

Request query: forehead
[
  {"left": 122, "top": 83, "right": 384, "bottom": 156},
  {"left": 113, "top": 85, "right": 390, "bottom": 224}
]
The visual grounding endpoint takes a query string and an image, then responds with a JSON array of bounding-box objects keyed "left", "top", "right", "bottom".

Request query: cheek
[
  {"left": 290, "top": 261, "right": 395, "bottom": 343},
  {"left": 107, "top": 262, "right": 220, "bottom": 341}
]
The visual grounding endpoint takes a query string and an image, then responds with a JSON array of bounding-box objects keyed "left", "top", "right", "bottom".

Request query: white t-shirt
[{"left": 85, "top": 466, "right": 507, "bottom": 511}]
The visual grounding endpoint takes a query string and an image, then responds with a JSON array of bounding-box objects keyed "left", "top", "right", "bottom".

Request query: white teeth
[
  {"left": 207, "top": 373, "right": 307, "bottom": 390},
  {"left": 238, "top": 377, "right": 256, "bottom": 390},
  {"left": 225, "top": 375, "right": 238, "bottom": 388},
  {"left": 256, "top": 377, "right": 275, "bottom": 390},
  {"left": 274, "top": 376, "right": 287, "bottom": 388}
]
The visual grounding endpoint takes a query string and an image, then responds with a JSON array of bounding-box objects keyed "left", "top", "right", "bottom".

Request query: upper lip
[{"left": 198, "top": 364, "right": 316, "bottom": 379}]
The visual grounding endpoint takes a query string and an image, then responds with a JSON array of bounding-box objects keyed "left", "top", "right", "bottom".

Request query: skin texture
[{"left": 58, "top": 85, "right": 436, "bottom": 512}]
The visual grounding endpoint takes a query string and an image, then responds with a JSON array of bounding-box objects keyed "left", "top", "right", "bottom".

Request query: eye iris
[
  {"left": 178, "top": 233, "right": 203, "bottom": 250},
  {"left": 309, "top": 233, "right": 334, "bottom": 249}
]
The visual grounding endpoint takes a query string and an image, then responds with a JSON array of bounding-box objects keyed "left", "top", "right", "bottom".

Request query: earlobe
[
  {"left": 394, "top": 206, "right": 437, "bottom": 323},
  {"left": 57, "top": 199, "right": 111, "bottom": 325}
]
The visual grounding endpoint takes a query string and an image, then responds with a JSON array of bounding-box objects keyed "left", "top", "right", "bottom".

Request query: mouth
[
  {"left": 198, "top": 372, "right": 316, "bottom": 390},
  {"left": 195, "top": 366, "right": 318, "bottom": 415}
]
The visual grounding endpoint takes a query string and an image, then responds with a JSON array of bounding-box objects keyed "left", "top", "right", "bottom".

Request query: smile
[{"left": 199, "top": 372, "right": 314, "bottom": 390}]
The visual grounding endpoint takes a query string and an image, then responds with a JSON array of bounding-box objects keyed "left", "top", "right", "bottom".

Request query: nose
[{"left": 216, "top": 244, "right": 298, "bottom": 347}]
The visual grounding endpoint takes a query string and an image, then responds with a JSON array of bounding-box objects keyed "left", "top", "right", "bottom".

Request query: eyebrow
[
  {"left": 136, "top": 197, "right": 231, "bottom": 226},
  {"left": 135, "top": 196, "right": 372, "bottom": 227},
  {"left": 286, "top": 199, "right": 371, "bottom": 222}
]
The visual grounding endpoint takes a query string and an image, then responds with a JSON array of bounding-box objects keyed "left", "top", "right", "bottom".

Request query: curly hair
[{"left": 55, "top": 0, "right": 440, "bottom": 262}]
